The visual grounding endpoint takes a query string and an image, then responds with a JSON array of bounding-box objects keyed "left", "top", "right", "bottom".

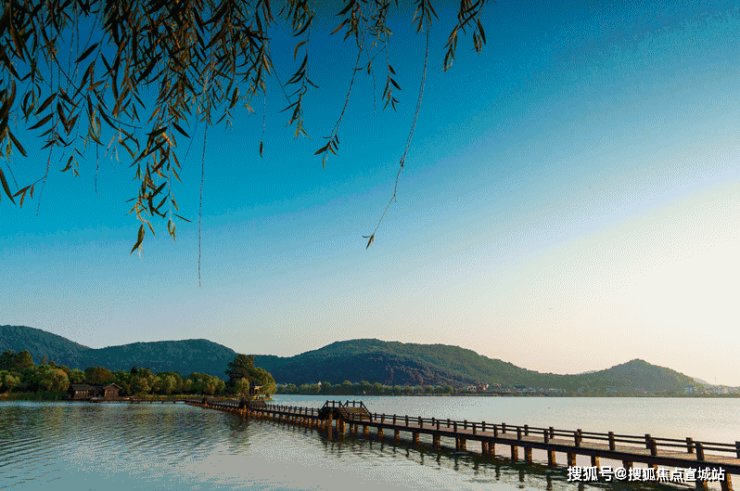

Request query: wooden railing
[{"left": 184, "top": 399, "right": 740, "bottom": 462}]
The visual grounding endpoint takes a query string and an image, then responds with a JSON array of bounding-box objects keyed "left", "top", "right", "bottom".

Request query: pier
[{"left": 186, "top": 399, "right": 740, "bottom": 489}]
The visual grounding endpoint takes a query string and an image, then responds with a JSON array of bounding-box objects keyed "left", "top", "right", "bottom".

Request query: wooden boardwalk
[{"left": 186, "top": 398, "right": 740, "bottom": 489}]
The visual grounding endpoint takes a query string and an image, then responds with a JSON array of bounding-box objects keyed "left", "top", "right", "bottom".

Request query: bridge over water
[{"left": 186, "top": 398, "right": 740, "bottom": 489}]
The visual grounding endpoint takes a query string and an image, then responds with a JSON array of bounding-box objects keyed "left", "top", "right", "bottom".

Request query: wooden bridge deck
[{"left": 185, "top": 399, "right": 740, "bottom": 487}]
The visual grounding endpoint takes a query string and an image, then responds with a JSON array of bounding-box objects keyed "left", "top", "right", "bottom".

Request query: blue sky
[{"left": 3, "top": 0, "right": 740, "bottom": 385}]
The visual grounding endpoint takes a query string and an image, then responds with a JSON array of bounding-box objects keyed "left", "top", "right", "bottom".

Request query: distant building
[{"left": 67, "top": 383, "right": 123, "bottom": 400}]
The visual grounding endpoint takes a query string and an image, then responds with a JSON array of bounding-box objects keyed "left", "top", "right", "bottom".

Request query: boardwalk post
[
  {"left": 608, "top": 431, "right": 616, "bottom": 451},
  {"left": 721, "top": 474, "right": 733, "bottom": 491},
  {"left": 482, "top": 441, "right": 488, "bottom": 454},
  {"left": 517, "top": 427, "right": 522, "bottom": 440},
  {"left": 649, "top": 438, "right": 657, "bottom": 457},
  {"left": 473, "top": 423, "right": 477, "bottom": 436},
  {"left": 419, "top": 417, "right": 423, "bottom": 429},
  {"left": 395, "top": 429, "right": 400, "bottom": 442},
  {"left": 511, "top": 444, "right": 518, "bottom": 461},
  {"left": 567, "top": 453, "right": 576, "bottom": 467},
  {"left": 549, "top": 427, "right": 555, "bottom": 439},
  {"left": 378, "top": 427, "right": 384, "bottom": 439},
  {"left": 645, "top": 433, "right": 651, "bottom": 451},
  {"left": 543, "top": 429, "right": 549, "bottom": 443},
  {"left": 524, "top": 424, "right": 529, "bottom": 437},
  {"left": 433, "top": 434, "right": 441, "bottom": 449},
  {"left": 736, "top": 441, "right": 740, "bottom": 459},
  {"left": 327, "top": 413, "right": 333, "bottom": 438},
  {"left": 687, "top": 437, "right": 695, "bottom": 454},
  {"left": 590, "top": 455, "right": 599, "bottom": 467},
  {"left": 524, "top": 447, "right": 533, "bottom": 463},
  {"left": 413, "top": 432, "right": 420, "bottom": 444},
  {"left": 364, "top": 425, "right": 370, "bottom": 438},
  {"left": 696, "top": 442, "right": 705, "bottom": 461},
  {"left": 547, "top": 449, "right": 556, "bottom": 467},
  {"left": 494, "top": 425, "right": 498, "bottom": 437}
]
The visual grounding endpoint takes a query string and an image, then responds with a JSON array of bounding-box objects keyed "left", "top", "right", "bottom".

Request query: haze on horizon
[{"left": 2, "top": 0, "right": 739, "bottom": 385}]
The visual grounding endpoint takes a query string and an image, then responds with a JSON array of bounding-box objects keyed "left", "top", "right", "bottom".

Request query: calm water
[{"left": 1, "top": 396, "right": 738, "bottom": 491}]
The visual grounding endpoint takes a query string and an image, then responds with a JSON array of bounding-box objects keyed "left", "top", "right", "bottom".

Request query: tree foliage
[
  {"left": 225, "top": 354, "right": 276, "bottom": 395},
  {"left": 0, "top": 0, "right": 489, "bottom": 262}
]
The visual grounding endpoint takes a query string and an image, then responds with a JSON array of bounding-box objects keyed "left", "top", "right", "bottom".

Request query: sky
[{"left": 2, "top": 0, "right": 740, "bottom": 385}]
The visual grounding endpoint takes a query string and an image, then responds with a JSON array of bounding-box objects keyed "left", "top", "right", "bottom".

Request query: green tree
[
  {"left": 152, "top": 375, "right": 165, "bottom": 395},
  {"left": 2, "top": 373, "right": 21, "bottom": 393},
  {"left": 112, "top": 371, "right": 132, "bottom": 396},
  {"left": 13, "top": 351, "right": 34, "bottom": 370},
  {"left": 203, "top": 378, "right": 217, "bottom": 396},
  {"left": 85, "top": 366, "right": 114, "bottom": 385},
  {"left": 163, "top": 375, "right": 177, "bottom": 395},
  {"left": 0, "top": 351, "right": 15, "bottom": 370},
  {"left": 225, "top": 355, "right": 255, "bottom": 387},
  {"left": 215, "top": 379, "right": 226, "bottom": 396},
  {"left": 50, "top": 369, "right": 70, "bottom": 392},
  {"left": 131, "top": 376, "right": 151, "bottom": 396},
  {"left": 0, "top": 0, "right": 489, "bottom": 262},
  {"left": 234, "top": 378, "right": 251, "bottom": 398},
  {"left": 68, "top": 369, "right": 86, "bottom": 384}
]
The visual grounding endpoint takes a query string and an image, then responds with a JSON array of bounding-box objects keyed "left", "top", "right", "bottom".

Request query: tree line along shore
[{"left": 0, "top": 350, "right": 276, "bottom": 401}]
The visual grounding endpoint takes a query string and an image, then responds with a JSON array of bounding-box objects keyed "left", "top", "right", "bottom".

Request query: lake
[{"left": 1, "top": 396, "right": 738, "bottom": 490}]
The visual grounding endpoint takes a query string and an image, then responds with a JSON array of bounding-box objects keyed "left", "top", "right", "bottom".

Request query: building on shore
[{"left": 67, "top": 383, "right": 123, "bottom": 400}]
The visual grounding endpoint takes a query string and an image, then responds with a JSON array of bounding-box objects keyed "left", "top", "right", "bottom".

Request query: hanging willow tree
[{"left": 0, "top": 0, "right": 488, "bottom": 270}]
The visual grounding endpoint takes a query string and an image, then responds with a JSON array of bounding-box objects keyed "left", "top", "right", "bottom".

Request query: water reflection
[{"left": 0, "top": 402, "right": 710, "bottom": 491}]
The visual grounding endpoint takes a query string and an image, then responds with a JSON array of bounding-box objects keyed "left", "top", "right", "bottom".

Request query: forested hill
[
  {"left": 0, "top": 325, "right": 91, "bottom": 368},
  {"left": 2, "top": 326, "right": 697, "bottom": 392},
  {"left": 1, "top": 325, "right": 238, "bottom": 379},
  {"left": 253, "top": 339, "right": 697, "bottom": 392}
]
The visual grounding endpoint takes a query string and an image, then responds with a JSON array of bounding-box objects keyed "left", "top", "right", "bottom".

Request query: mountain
[
  {"left": 0, "top": 325, "right": 91, "bottom": 368},
  {"left": 2, "top": 326, "right": 697, "bottom": 392},
  {"left": 254, "top": 339, "right": 697, "bottom": 392},
  {"left": 1, "top": 325, "right": 237, "bottom": 379}
]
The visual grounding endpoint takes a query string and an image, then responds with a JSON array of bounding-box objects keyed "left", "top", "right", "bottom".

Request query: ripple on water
[{"left": 0, "top": 401, "right": 714, "bottom": 491}]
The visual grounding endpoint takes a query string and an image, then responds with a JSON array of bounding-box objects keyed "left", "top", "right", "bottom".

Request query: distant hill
[
  {"left": 1, "top": 325, "right": 237, "bottom": 379},
  {"left": 2, "top": 326, "right": 697, "bottom": 392},
  {"left": 0, "top": 325, "right": 91, "bottom": 368},
  {"left": 254, "top": 339, "right": 697, "bottom": 392}
]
